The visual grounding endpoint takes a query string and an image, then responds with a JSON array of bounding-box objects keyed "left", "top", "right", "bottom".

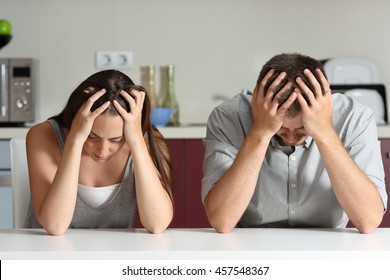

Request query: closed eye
[
  {"left": 88, "top": 134, "right": 98, "bottom": 140},
  {"left": 109, "top": 137, "right": 123, "bottom": 143}
]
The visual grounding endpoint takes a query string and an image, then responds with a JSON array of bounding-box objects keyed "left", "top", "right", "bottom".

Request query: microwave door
[{"left": 0, "top": 60, "right": 9, "bottom": 122}]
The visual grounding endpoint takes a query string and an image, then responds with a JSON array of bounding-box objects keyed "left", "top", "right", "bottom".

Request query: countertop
[
  {"left": 1, "top": 228, "right": 390, "bottom": 260},
  {"left": 2, "top": 125, "right": 390, "bottom": 139},
  {"left": 0, "top": 125, "right": 207, "bottom": 139}
]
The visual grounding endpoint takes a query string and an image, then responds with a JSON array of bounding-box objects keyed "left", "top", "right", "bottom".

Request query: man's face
[{"left": 275, "top": 114, "right": 308, "bottom": 146}]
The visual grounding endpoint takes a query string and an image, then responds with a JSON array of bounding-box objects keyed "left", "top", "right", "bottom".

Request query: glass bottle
[
  {"left": 140, "top": 65, "right": 159, "bottom": 107},
  {"left": 159, "top": 65, "right": 180, "bottom": 126}
]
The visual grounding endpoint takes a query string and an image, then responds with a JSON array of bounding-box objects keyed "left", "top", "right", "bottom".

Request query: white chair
[{"left": 10, "top": 138, "right": 30, "bottom": 228}]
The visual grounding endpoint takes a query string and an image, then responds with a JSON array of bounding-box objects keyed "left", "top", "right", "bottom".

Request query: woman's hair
[
  {"left": 256, "top": 53, "right": 328, "bottom": 118},
  {"left": 50, "top": 69, "right": 173, "bottom": 203}
]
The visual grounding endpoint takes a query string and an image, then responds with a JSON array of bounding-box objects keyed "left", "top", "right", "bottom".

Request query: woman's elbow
[
  {"left": 37, "top": 216, "right": 69, "bottom": 236},
  {"left": 144, "top": 224, "right": 169, "bottom": 234},
  {"left": 43, "top": 224, "right": 68, "bottom": 236},
  {"left": 142, "top": 215, "right": 172, "bottom": 234}
]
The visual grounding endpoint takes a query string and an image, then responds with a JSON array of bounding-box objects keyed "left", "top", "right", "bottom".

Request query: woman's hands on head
[
  {"left": 68, "top": 89, "right": 110, "bottom": 144},
  {"left": 69, "top": 87, "right": 147, "bottom": 148},
  {"left": 113, "top": 89, "right": 146, "bottom": 145}
]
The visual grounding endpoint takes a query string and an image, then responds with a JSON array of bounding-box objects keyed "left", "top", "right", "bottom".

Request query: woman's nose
[{"left": 97, "top": 140, "right": 110, "bottom": 154}]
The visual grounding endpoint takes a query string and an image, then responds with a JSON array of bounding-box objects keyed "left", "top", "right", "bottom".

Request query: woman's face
[{"left": 83, "top": 114, "right": 126, "bottom": 163}]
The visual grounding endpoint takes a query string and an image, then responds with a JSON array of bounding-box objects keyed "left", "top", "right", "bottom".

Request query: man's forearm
[
  {"left": 205, "top": 129, "right": 271, "bottom": 233},
  {"left": 315, "top": 130, "right": 384, "bottom": 233}
]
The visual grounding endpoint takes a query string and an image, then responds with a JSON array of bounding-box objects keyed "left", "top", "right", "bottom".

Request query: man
[{"left": 202, "top": 53, "right": 387, "bottom": 234}]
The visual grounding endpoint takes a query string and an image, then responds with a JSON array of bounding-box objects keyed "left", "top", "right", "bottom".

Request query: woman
[{"left": 25, "top": 70, "right": 174, "bottom": 235}]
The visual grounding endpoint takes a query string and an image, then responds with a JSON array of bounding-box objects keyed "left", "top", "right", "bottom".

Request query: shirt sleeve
[
  {"left": 201, "top": 106, "right": 241, "bottom": 204},
  {"left": 340, "top": 101, "right": 388, "bottom": 211}
]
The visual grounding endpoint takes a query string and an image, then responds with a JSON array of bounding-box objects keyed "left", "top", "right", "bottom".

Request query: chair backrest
[{"left": 10, "top": 138, "right": 30, "bottom": 228}]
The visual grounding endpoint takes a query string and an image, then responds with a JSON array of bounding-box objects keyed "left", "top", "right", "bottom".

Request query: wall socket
[{"left": 95, "top": 51, "right": 133, "bottom": 69}]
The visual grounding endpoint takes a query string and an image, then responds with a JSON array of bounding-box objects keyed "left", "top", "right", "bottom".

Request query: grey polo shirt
[{"left": 202, "top": 93, "right": 388, "bottom": 228}]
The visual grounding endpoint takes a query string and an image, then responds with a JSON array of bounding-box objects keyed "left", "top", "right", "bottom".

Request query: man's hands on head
[
  {"left": 251, "top": 69, "right": 297, "bottom": 139},
  {"left": 295, "top": 68, "right": 334, "bottom": 140},
  {"left": 252, "top": 68, "right": 334, "bottom": 141}
]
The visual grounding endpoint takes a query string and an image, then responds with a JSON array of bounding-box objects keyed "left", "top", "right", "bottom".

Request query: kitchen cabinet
[
  {"left": 137, "top": 137, "right": 390, "bottom": 229},
  {"left": 0, "top": 182, "right": 13, "bottom": 228},
  {"left": 347, "top": 138, "right": 390, "bottom": 228},
  {"left": 134, "top": 139, "right": 210, "bottom": 228},
  {"left": 379, "top": 138, "right": 390, "bottom": 227},
  {"left": 0, "top": 140, "right": 13, "bottom": 228},
  {"left": 170, "top": 138, "right": 390, "bottom": 229},
  {"left": 168, "top": 139, "right": 210, "bottom": 227},
  {"left": 2, "top": 127, "right": 389, "bottom": 229}
]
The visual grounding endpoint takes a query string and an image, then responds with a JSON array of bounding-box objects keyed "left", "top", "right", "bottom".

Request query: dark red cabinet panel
[
  {"left": 167, "top": 139, "right": 210, "bottom": 228},
  {"left": 183, "top": 140, "right": 210, "bottom": 228},
  {"left": 167, "top": 140, "right": 186, "bottom": 228},
  {"left": 134, "top": 139, "right": 210, "bottom": 228},
  {"left": 379, "top": 139, "right": 390, "bottom": 227},
  {"left": 138, "top": 138, "right": 390, "bottom": 229},
  {"left": 347, "top": 139, "right": 390, "bottom": 228}
]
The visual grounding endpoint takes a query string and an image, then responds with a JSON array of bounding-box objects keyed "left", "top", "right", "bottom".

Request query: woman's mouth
[{"left": 94, "top": 154, "right": 109, "bottom": 161}]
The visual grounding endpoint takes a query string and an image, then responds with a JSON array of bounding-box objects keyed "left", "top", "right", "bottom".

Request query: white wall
[{"left": 1, "top": 0, "right": 390, "bottom": 124}]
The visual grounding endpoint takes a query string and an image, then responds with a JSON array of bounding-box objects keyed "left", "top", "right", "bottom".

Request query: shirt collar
[{"left": 270, "top": 135, "right": 314, "bottom": 149}]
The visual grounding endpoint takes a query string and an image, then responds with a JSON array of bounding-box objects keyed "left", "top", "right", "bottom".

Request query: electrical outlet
[{"left": 95, "top": 51, "right": 133, "bottom": 69}]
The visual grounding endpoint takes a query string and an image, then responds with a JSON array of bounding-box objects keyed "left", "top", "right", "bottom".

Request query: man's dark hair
[{"left": 257, "top": 53, "right": 327, "bottom": 117}]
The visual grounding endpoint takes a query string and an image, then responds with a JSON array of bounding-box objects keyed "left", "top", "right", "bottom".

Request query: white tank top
[{"left": 78, "top": 183, "right": 120, "bottom": 208}]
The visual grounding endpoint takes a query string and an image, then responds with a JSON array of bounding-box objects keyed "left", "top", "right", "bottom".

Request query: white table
[
  {"left": 2, "top": 228, "right": 390, "bottom": 280},
  {"left": 1, "top": 228, "right": 390, "bottom": 260}
]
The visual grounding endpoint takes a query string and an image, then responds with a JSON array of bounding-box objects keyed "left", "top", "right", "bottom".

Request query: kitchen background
[{"left": 1, "top": 0, "right": 390, "bottom": 125}]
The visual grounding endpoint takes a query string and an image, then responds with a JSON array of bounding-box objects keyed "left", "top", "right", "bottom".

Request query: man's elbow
[
  {"left": 209, "top": 219, "right": 235, "bottom": 233},
  {"left": 355, "top": 213, "right": 383, "bottom": 234},
  {"left": 205, "top": 208, "right": 236, "bottom": 233},
  {"left": 357, "top": 223, "right": 379, "bottom": 234}
]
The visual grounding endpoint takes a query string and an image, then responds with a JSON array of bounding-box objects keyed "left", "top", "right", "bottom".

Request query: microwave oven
[{"left": 0, "top": 58, "right": 34, "bottom": 126}]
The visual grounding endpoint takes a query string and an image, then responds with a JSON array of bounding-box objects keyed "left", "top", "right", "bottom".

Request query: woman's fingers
[
  {"left": 120, "top": 90, "right": 145, "bottom": 113},
  {"left": 84, "top": 89, "right": 106, "bottom": 110}
]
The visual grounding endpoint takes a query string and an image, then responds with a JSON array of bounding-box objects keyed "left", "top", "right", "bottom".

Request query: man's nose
[{"left": 285, "top": 130, "right": 299, "bottom": 139}]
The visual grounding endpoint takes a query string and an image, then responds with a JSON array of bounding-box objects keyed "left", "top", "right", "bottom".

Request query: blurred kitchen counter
[
  {"left": 0, "top": 127, "right": 30, "bottom": 139},
  {"left": 158, "top": 125, "right": 206, "bottom": 139},
  {"left": 3, "top": 125, "right": 390, "bottom": 139},
  {"left": 0, "top": 125, "right": 207, "bottom": 140}
]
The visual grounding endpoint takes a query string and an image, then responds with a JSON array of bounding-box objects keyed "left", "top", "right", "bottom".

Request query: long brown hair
[{"left": 50, "top": 69, "right": 173, "bottom": 202}]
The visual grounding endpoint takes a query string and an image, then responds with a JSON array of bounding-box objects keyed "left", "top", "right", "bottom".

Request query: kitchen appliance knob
[{"left": 16, "top": 97, "right": 28, "bottom": 109}]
